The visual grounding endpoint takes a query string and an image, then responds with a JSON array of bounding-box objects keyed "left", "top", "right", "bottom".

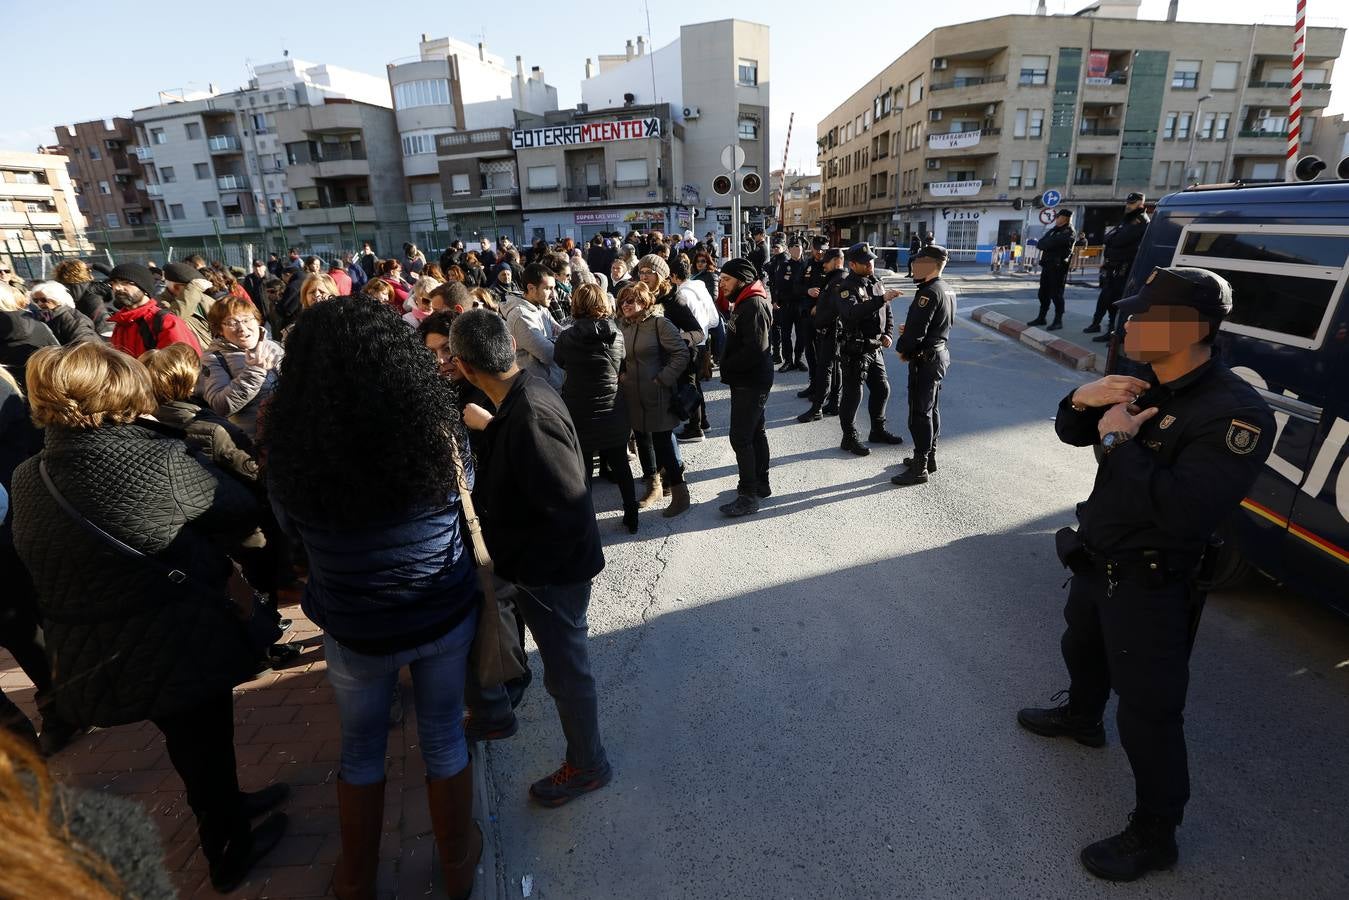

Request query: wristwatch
[{"left": 1101, "top": 431, "right": 1133, "bottom": 454}]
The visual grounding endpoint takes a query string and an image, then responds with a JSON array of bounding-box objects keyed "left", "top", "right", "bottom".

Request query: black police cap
[
  {"left": 822, "top": 248, "right": 844, "bottom": 262},
  {"left": 811, "top": 235, "right": 829, "bottom": 249},
  {"left": 914, "top": 244, "right": 949, "bottom": 262},
  {"left": 1114, "top": 266, "right": 1233, "bottom": 320},
  {"left": 846, "top": 242, "right": 877, "bottom": 262},
  {"left": 1054, "top": 208, "right": 1073, "bottom": 220}
]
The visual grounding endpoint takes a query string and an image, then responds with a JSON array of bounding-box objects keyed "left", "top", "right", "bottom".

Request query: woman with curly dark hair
[{"left": 264, "top": 298, "right": 482, "bottom": 900}]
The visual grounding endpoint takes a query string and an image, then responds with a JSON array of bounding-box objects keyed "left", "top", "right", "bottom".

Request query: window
[
  {"left": 449, "top": 173, "right": 471, "bottom": 195},
  {"left": 1176, "top": 112, "right": 1192, "bottom": 140},
  {"left": 251, "top": 113, "right": 270, "bottom": 133},
  {"left": 1013, "top": 109, "right": 1028, "bottom": 137},
  {"left": 1206, "top": 160, "right": 1222, "bottom": 182},
  {"left": 1023, "top": 160, "right": 1039, "bottom": 188},
  {"left": 160, "top": 166, "right": 176, "bottom": 183},
  {"left": 863, "top": 109, "right": 872, "bottom": 130},
  {"left": 97, "top": 180, "right": 111, "bottom": 195},
  {"left": 1214, "top": 113, "right": 1230, "bottom": 140},
  {"left": 153, "top": 200, "right": 167, "bottom": 219},
  {"left": 737, "top": 58, "right": 758, "bottom": 86},
  {"left": 184, "top": 122, "right": 201, "bottom": 140},
  {"left": 151, "top": 128, "right": 166, "bottom": 144},
  {"left": 203, "top": 201, "right": 219, "bottom": 217},
  {"left": 526, "top": 165, "right": 558, "bottom": 191},
  {"left": 394, "top": 79, "right": 451, "bottom": 110},
  {"left": 1155, "top": 161, "right": 1171, "bottom": 187},
  {"left": 1028, "top": 109, "right": 1044, "bottom": 138},
  {"left": 1212, "top": 61, "right": 1239, "bottom": 91},
  {"left": 1163, "top": 112, "right": 1178, "bottom": 139},
  {"left": 1251, "top": 162, "right": 1280, "bottom": 180},
  {"left": 401, "top": 132, "right": 438, "bottom": 156},
  {"left": 1008, "top": 160, "right": 1023, "bottom": 188},
  {"left": 1170, "top": 161, "right": 1184, "bottom": 188},
  {"left": 1200, "top": 113, "right": 1215, "bottom": 139},
  {"left": 738, "top": 119, "right": 759, "bottom": 140},
  {"left": 87, "top": 145, "right": 101, "bottom": 160},
  {"left": 104, "top": 213, "right": 119, "bottom": 228},
  {"left": 615, "top": 158, "right": 649, "bottom": 186},
  {"left": 169, "top": 203, "right": 185, "bottom": 220},
  {"left": 1019, "top": 55, "right": 1050, "bottom": 86},
  {"left": 126, "top": 211, "right": 142, "bottom": 226},
  {"left": 1172, "top": 60, "right": 1200, "bottom": 90},
  {"left": 194, "top": 162, "right": 210, "bottom": 179},
  {"left": 908, "top": 76, "right": 924, "bottom": 105}
]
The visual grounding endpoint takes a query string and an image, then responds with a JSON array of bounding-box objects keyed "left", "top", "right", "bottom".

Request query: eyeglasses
[
  {"left": 638, "top": 269, "right": 657, "bottom": 276},
  {"left": 222, "top": 317, "right": 257, "bottom": 329},
  {"left": 620, "top": 298, "right": 639, "bottom": 306}
]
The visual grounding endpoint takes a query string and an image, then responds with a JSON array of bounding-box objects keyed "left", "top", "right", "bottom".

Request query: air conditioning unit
[
  {"left": 985, "top": 104, "right": 998, "bottom": 116},
  {"left": 926, "top": 159, "right": 942, "bottom": 170},
  {"left": 683, "top": 106, "right": 701, "bottom": 120},
  {"left": 1103, "top": 106, "right": 1119, "bottom": 117},
  {"left": 929, "top": 109, "right": 944, "bottom": 122},
  {"left": 932, "top": 58, "right": 949, "bottom": 71},
  {"left": 1256, "top": 108, "right": 1272, "bottom": 118}
]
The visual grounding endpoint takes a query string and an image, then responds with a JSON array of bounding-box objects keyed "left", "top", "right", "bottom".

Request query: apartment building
[
  {"left": 437, "top": 127, "right": 524, "bottom": 242},
  {"left": 777, "top": 171, "right": 822, "bottom": 236},
  {"left": 515, "top": 103, "right": 686, "bottom": 243},
  {"left": 130, "top": 59, "right": 390, "bottom": 244},
  {"left": 0, "top": 151, "right": 87, "bottom": 251},
  {"left": 581, "top": 20, "right": 771, "bottom": 235},
  {"left": 816, "top": 7, "right": 1344, "bottom": 254},
  {"left": 275, "top": 99, "right": 406, "bottom": 248},
  {"left": 387, "top": 35, "right": 557, "bottom": 220},
  {"left": 52, "top": 118, "right": 152, "bottom": 237}
]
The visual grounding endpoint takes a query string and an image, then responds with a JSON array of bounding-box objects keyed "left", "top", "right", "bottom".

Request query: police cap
[
  {"left": 913, "top": 244, "right": 949, "bottom": 262},
  {"left": 1126, "top": 191, "right": 1145, "bottom": 203},
  {"left": 811, "top": 235, "right": 829, "bottom": 249},
  {"left": 846, "top": 242, "right": 877, "bottom": 263},
  {"left": 1114, "top": 266, "right": 1233, "bottom": 321},
  {"left": 1054, "top": 208, "right": 1073, "bottom": 221},
  {"left": 822, "top": 248, "right": 844, "bottom": 263}
]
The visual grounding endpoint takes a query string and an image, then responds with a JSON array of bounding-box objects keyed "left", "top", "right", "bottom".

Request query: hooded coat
[
  {"left": 29, "top": 305, "right": 98, "bottom": 346},
  {"left": 618, "top": 308, "right": 689, "bottom": 434},
  {"left": 502, "top": 294, "right": 564, "bottom": 389},
  {"left": 199, "top": 337, "right": 284, "bottom": 441},
  {"left": 0, "top": 311, "right": 58, "bottom": 389},
  {"left": 162, "top": 280, "right": 215, "bottom": 347},
  {"left": 554, "top": 317, "right": 630, "bottom": 453}
]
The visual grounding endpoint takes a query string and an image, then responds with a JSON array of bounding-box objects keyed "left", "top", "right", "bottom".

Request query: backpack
[{"left": 135, "top": 308, "right": 170, "bottom": 352}]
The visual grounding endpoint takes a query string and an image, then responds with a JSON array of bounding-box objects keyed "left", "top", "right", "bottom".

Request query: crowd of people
[{"left": 0, "top": 224, "right": 954, "bottom": 896}]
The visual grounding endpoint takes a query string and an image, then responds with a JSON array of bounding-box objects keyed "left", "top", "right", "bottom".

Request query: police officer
[
  {"left": 1029, "top": 208, "right": 1076, "bottom": 331},
  {"left": 797, "top": 246, "right": 845, "bottom": 422},
  {"left": 830, "top": 242, "right": 906, "bottom": 455},
  {"left": 1018, "top": 267, "right": 1274, "bottom": 882},
  {"left": 772, "top": 241, "right": 808, "bottom": 373},
  {"left": 747, "top": 227, "right": 769, "bottom": 277},
  {"left": 1085, "top": 192, "right": 1150, "bottom": 343},
  {"left": 764, "top": 238, "right": 790, "bottom": 366},
  {"left": 890, "top": 244, "right": 954, "bottom": 486}
]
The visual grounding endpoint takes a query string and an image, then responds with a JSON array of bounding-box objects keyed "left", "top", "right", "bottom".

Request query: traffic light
[
  {"left": 713, "top": 174, "right": 733, "bottom": 195},
  {"left": 1294, "top": 155, "right": 1326, "bottom": 182},
  {"left": 1032, "top": 196, "right": 1044, "bottom": 209},
  {"left": 741, "top": 172, "right": 762, "bottom": 193},
  {"left": 1012, "top": 197, "right": 1024, "bottom": 211}
]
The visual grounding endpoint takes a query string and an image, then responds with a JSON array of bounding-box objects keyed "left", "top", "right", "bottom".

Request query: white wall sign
[
  {"left": 511, "top": 117, "right": 661, "bottom": 150},
  {"left": 927, "top": 180, "right": 983, "bottom": 197},
  {"left": 928, "top": 130, "right": 982, "bottom": 150}
]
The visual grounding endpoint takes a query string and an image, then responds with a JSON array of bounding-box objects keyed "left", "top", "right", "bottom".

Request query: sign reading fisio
[{"left": 512, "top": 117, "right": 661, "bottom": 150}]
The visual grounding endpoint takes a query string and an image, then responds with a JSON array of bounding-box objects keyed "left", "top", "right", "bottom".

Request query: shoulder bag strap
[{"left": 447, "top": 430, "right": 493, "bottom": 574}]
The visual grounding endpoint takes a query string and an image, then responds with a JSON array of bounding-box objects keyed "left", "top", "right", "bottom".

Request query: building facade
[
  {"left": 515, "top": 104, "right": 687, "bottom": 243},
  {"left": 52, "top": 118, "right": 152, "bottom": 238},
  {"left": 817, "top": 10, "right": 1344, "bottom": 255},
  {"left": 0, "top": 151, "right": 89, "bottom": 262},
  {"left": 581, "top": 19, "right": 771, "bottom": 236},
  {"left": 437, "top": 127, "right": 523, "bottom": 243},
  {"left": 777, "top": 171, "right": 822, "bottom": 236}
]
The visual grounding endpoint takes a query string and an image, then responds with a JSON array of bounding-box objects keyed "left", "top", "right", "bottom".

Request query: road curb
[
  {"left": 473, "top": 744, "right": 507, "bottom": 900},
  {"left": 968, "top": 305, "right": 1100, "bottom": 372}
]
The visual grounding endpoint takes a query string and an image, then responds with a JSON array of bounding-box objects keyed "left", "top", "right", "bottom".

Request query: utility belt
[
  {"left": 1055, "top": 526, "right": 1218, "bottom": 589},
  {"left": 841, "top": 336, "right": 883, "bottom": 355},
  {"left": 1099, "top": 261, "right": 1131, "bottom": 280},
  {"left": 908, "top": 342, "right": 947, "bottom": 363}
]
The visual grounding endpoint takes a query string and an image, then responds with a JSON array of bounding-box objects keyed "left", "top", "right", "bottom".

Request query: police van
[{"left": 1107, "top": 178, "right": 1349, "bottom": 613}]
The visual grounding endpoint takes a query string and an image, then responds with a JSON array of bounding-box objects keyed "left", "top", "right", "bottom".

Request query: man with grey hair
[{"left": 449, "top": 309, "right": 611, "bottom": 807}]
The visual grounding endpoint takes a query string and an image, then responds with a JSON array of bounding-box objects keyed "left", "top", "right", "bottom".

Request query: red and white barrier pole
[{"left": 1285, "top": 0, "right": 1307, "bottom": 181}]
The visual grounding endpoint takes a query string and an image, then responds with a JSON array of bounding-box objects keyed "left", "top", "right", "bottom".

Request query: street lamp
[{"left": 1184, "top": 94, "right": 1214, "bottom": 184}]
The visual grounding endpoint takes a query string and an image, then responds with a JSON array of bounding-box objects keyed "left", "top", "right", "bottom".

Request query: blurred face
[
  {"left": 497, "top": 268, "right": 511, "bottom": 284},
  {"left": 637, "top": 265, "right": 661, "bottom": 290},
  {"left": 1122, "top": 306, "right": 1211, "bottom": 363},
  {"left": 695, "top": 256, "right": 710, "bottom": 270},
  {"left": 911, "top": 257, "right": 940, "bottom": 281},
  {"left": 611, "top": 261, "right": 626, "bottom": 281},
  {"left": 108, "top": 278, "right": 146, "bottom": 309},
  {"left": 718, "top": 273, "right": 741, "bottom": 301},
  {"left": 789, "top": 245, "right": 802, "bottom": 260},
  {"left": 31, "top": 291, "right": 60, "bottom": 311},
  {"left": 252, "top": 262, "right": 266, "bottom": 275},
  {"left": 849, "top": 259, "right": 875, "bottom": 277},
  {"left": 423, "top": 332, "right": 459, "bottom": 379},
  {"left": 526, "top": 274, "right": 555, "bottom": 306},
  {"left": 221, "top": 311, "right": 261, "bottom": 350}
]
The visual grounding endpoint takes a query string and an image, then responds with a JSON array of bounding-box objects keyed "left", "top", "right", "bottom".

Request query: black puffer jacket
[
  {"left": 0, "top": 311, "right": 59, "bottom": 389},
  {"left": 554, "top": 318, "right": 630, "bottom": 453},
  {"left": 29, "top": 306, "right": 99, "bottom": 346},
  {"left": 66, "top": 280, "right": 113, "bottom": 336},
  {"left": 10, "top": 424, "right": 261, "bottom": 727}
]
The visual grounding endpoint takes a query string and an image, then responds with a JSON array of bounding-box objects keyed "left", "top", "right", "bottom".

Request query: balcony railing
[
  {"left": 526, "top": 183, "right": 559, "bottom": 193},
  {"left": 310, "top": 144, "right": 367, "bottom": 162},
  {"left": 223, "top": 213, "right": 260, "bottom": 229},
  {"left": 930, "top": 74, "right": 1007, "bottom": 92},
  {"left": 480, "top": 186, "right": 519, "bottom": 197},
  {"left": 1073, "top": 177, "right": 1115, "bottom": 186},
  {"left": 1248, "top": 80, "right": 1330, "bottom": 90},
  {"left": 615, "top": 178, "right": 650, "bottom": 188},
  {"left": 1238, "top": 129, "right": 1289, "bottom": 138},
  {"left": 1084, "top": 73, "right": 1129, "bottom": 86},
  {"left": 147, "top": 183, "right": 163, "bottom": 196},
  {"left": 208, "top": 134, "right": 242, "bottom": 153},
  {"left": 1078, "top": 127, "right": 1121, "bottom": 137},
  {"left": 134, "top": 145, "right": 153, "bottom": 161},
  {"left": 565, "top": 185, "right": 609, "bottom": 202},
  {"left": 217, "top": 175, "right": 250, "bottom": 191}
]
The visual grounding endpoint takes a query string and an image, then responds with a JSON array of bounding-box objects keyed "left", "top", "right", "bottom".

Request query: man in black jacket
[
  {"left": 450, "top": 309, "right": 611, "bottom": 808},
  {"left": 831, "top": 243, "right": 906, "bottom": 455},
  {"left": 1029, "top": 209, "right": 1076, "bottom": 331},
  {"left": 1086, "top": 193, "right": 1150, "bottom": 342},
  {"left": 772, "top": 241, "right": 808, "bottom": 373},
  {"left": 716, "top": 257, "right": 774, "bottom": 518},
  {"left": 891, "top": 245, "right": 955, "bottom": 486},
  {"left": 242, "top": 259, "right": 269, "bottom": 307},
  {"left": 797, "top": 240, "right": 843, "bottom": 420},
  {"left": 762, "top": 238, "right": 787, "bottom": 365}
]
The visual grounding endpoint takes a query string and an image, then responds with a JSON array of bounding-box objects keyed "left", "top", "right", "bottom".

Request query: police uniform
[
  {"left": 891, "top": 244, "right": 954, "bottom": 485},
  {"left": 1020, "top": 267, "right": 1275, "bottom": 881},
  {"left": 833, "top": 243, "right": 904, "bottom": 454},
  {"left": 1030, "top": 210, "right": 1076, "bottom": 330},
  {"left": 770, "top": 247, "right": 806, "bottom": 369},
  {"left": 1087, "top": 195, "right": 1150, "bottom": 339},
  {"left": 764, "top": 246, "right": 788, "bottom": 363},
  {"left": 798, "top": 248, "right": 845, "bottom": 421}
]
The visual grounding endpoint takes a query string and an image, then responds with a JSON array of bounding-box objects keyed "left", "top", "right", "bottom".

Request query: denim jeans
[
  {"left": 634, "top": 430, "right": 685, "bottom": 484},
  {"left": 324, "top": 609, "right": 478, "bottom": 785},
  {"left": 465, "top": 580, "right": 607, "bottom": 771},
  {"left": 728, "top": 386, "right": 770, "bottom": 495}
]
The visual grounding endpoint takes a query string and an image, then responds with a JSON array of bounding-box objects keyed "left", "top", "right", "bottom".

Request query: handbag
[
  {"left": 448, "top": 431, "right": 528, "bottom": 688},
  {"left": 37, "top": 460, "right": 279, "bottom": 654},
  {"left": 668, "top": 381, "right": 700, "bottom": 421}
]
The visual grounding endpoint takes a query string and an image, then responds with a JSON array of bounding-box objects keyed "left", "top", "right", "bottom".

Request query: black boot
[
  {"left": 1027, "top": 312, "right": 1048, "bottom": 326},
  {"left": 1016, "top": 691, "right": 1106, "bottom": 747},
  {"left": 821, "top": 402, "right": 839, "bottom": 416},
  {"left": 1047, "top": 316, "right": 1064, "bottom": 331},
  {"left": 240, "top": 782, "right": 292, "bottom": 819},
  {"left": 796, "top": 405, "right": 822, "bottom": 423},
  {"left": 868, "top": 425, "right": 905, "bottom": 445},
  {"left": 796, "top": 387, "right": 813, "bottom": 399},
  {"left": 1092, "top": 331, "right": 1113, "bottom": 343},
  {"left": 890, "top": 464, "right": 929, "bottom": 486},
  {"left": 622, "top": 500, "right": 639, "bottom": 534},
  {"left": 1083, "top": 322, "right": 1101, "bottom": 334},
  {"left": 1080, "top": 812, "right": 1179, "bottom": 882},
  {"left": 902, "top": 451, "right": 937, "bottom": 473},
  {"left": 840, "top": 433, "right": 870, "bottom": 456},
  {"left": 204, "top": 811, "right": 288, "bottom": 893}
]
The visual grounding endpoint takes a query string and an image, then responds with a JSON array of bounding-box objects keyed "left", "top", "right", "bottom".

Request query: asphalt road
[{"left": 478, "top": 292, "right": 1349, "bottom": 900}]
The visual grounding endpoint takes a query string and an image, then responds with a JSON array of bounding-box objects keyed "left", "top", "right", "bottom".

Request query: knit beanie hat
[
  {"left": 720, "top": 257, "right": 757, "bottom": 284},
  {"left": 638, "top": 254, "right": 669, "bottom": 281},
  {"left": 107, "top": 263, "right": 157, "bottom": 296}
]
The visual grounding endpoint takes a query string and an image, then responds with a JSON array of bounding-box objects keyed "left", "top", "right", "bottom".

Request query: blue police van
[{"left": 1107, "top": 179, "right": 1349, "bottom": 613}]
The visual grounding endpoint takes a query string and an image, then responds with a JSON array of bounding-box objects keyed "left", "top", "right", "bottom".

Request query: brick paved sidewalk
[{"left": 0, "top": 607, "right": 492, "bottom": 899}]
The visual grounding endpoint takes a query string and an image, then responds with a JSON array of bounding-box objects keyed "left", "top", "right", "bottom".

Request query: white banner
[
  {"left": 927, "top": 130, "right": 982, "bottom": 150},
  {"left": 511, "top": 117, "right": 660, "bottom": 150},
  {"left": 927, "top": 180, "right": 983, "bottom": 197}
]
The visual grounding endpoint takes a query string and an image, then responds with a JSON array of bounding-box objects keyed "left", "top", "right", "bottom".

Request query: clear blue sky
[{"left": 7, "top": 0, "right": 1344, "bottom": 173}]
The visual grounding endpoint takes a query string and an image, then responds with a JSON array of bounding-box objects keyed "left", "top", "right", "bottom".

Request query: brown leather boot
[
  {"left": 662, "top": 482, "right": 691, "bottom": 518},
  {"left": 637, "top": 472, "right": 664, "bottom": 509},
  {"left": 333, "top": 778, "right": 385, "bottom": 900},
  {"left": 427, "top": 763, "right": 483, "bottom": 900}
]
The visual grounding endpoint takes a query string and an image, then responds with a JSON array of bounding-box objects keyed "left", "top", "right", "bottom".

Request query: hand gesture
[
  {"left": 884, "top": 289, "right": 902, "bottom": 301},
  {"left": 1071, "top": 375, "right": 1151, "bottom": 409},
  {"left": 463, "top": 403, "right": 494, "bottom": 431},
  {"left": 1098, "top": 402, "right": 1159, "bottom": 439},
  {"left": 880, "top": 335, "right": 893, "bottom": 349},
  {"left": 808, "top": 287, "right": 821, "bottom": 298}
]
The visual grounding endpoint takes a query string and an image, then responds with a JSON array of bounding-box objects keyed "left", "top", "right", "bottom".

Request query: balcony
[
  {"left": 0, "top": 182, "right": 55, "bottom": 200},
  {"left": 216, "top": 175, "right": 250, "bottom": 191},
  {"left": 223, "top": 213, "right": 260, "bottom": 229},
  {"left": 929, "top": 74, "right": 1007, "bottom": 92},
  {"left": 1245, "top": 80, "right": 1331, "bottom": 108},
  {"left": 1078, "top": 126, "right": 1121, "bottom": 137},
  {"left": 147, "top": 183, "right": 163, "bottom": 197},
  {"left": 1073, "top": 176, "right": 1115, "bottom": 186},
  {"left": 615, "top": 178, "right": 650, "bottom": 188},
  {"left": 565, "top": 185, "right": 609, "bottom": 202},
  {"left": 290, "top": 204, "right": 380, "bottom": 227},
  {"left": 134, "top": 145, "right": 153, "bottom": 161},
  {"left": 481, "top": 186, "right": 519, "bottom": 198},
  {"left": 1237, "top": 129, "right": 1288, "bottom": 139},
  {"left": 208, "top": 134, "right": 242, "bottom": 154},
  {"left": 1083, "top": 73, "right": 1129, "bottom": 87}
]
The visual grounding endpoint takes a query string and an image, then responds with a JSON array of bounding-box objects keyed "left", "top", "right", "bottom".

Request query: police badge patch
[
  {"left": 1159, "top": 414, "right": 1176, "bottom": 429},
  {"left": 840, "top": 290, "right": 850, "bottom": 298},
  {"left": 918, "top": 295, "right": 929, "bottom": 307},
  {"left": 1225, "top": 420, "right": 1261, "bottom": 455}
]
